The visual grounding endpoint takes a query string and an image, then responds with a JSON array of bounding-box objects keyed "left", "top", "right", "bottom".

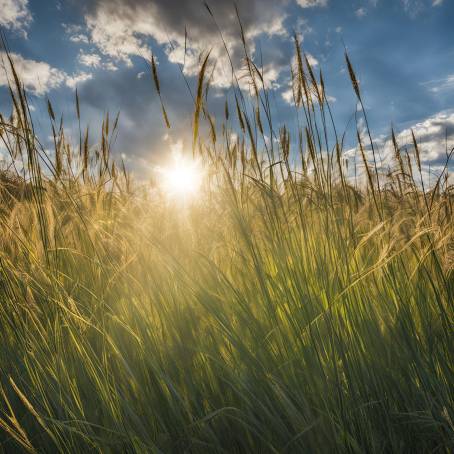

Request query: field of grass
[{"left": 0, "top": 37, "right": 453, "bottom": 453}]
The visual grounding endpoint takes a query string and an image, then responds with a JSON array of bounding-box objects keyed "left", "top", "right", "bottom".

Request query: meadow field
[{"left": 0, "top": 35, "right": 453, "bottom": 453}]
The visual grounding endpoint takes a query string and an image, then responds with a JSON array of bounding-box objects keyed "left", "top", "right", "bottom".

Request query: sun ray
[{"left": 158, "top": 153, "right": 203, "bottom": 199}]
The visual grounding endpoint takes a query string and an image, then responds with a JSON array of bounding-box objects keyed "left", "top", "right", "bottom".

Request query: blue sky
[{"left": 1, "top": 0, "right": 453, "bottom": 177}]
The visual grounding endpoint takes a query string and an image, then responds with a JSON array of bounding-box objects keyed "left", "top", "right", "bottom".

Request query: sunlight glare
[{"left": 159, "top": 154, "right": 203, "bottom": 198}]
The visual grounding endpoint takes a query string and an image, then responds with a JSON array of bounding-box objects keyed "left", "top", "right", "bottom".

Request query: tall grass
[{"left": 0, "top": 28, "right": 453, "bottom": 453}]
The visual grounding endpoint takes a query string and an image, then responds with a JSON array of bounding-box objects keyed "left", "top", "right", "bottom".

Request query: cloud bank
[{"left": 67, "top": 0, "right": 330, "bottom": 90}]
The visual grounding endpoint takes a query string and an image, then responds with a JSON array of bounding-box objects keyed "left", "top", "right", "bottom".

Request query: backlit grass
[{"left": 0, "top": 34, "right": 453, "bottom": 453}]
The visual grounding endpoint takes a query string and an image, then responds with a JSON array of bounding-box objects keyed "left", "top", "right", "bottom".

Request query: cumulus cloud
[
  {"left": 345, "top": 111, "right": 454, "bottom": 186},
  {"left": 0, "top": 52, "right": 93, "bottom": 95},
  {"left": 65, "top": 71, "right": 93, "bottom": 89},
  {"left": 77, "top": 51, "right": 118, "bottom": 71},
  {"left": 66, "top": 0, "right": 320, "bottom": 88},
  {"left": 0, "top": 0, "right": 32, "bottom": 36},
  {"left": 0, "top": 51, "right": 66, "bottom": 95},
  {"left": 78, "top": 52, "right": 102, "bottom": 68},
  {"left": 388, "top": 111, "right": 454, "bottom": 166}
]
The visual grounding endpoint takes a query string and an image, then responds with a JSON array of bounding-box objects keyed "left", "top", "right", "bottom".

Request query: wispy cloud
[
  {"left": 421, "top": 75, "right": 454, "bottom": 93},
  {"left": 295, "top": 0, "right": 328, "bottom": 7},
  {"left": 355, "top": 7, "right": 367, "bottom": 18},
  {"left": 63, "top": 23, "right": 89, "bottom": 44}
]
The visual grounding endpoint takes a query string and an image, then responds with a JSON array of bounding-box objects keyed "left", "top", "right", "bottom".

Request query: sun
[{"left": 158, "top": 154, "right": 203, "bottom": 198}]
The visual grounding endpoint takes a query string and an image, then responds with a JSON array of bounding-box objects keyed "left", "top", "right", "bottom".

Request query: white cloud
[
  {"left": 0, "top": 143, "right": 9, "bottom": 162},
  {"left": 421, "top": 75, "right": 454, "bottom": 93},
  {"left": 103, "top": 61, "right": 118, "bottom": 71},
  {"left": 0, "top": 51, "right": 66, "bottom": 95},
  {"left": 281, "top": 52, "right": 328, "bottom": 104},
  {"left": 281, "top": 54, "right": 336, "bottom": 106},
  {"left": 84, "top": 6, "right": 154, "bottom": 66},
  {"left": 253, "top": 62, "right": 283, "bottom": 90},
  {"left": 281, "top": 84, "right": 336, "bottom": 105},
  {"left": 165, "top": 41, "right": 285, "bottom": 90},
  {"left": 400, "top": 0, "right": 444, "bottom": 17},
  {"left": 281, "top": 87, "right": 294, "bottom": 104},
  {"left": 306, "top": 54, "right": 319, "bottom": 67},
  {"left": 77, "top": 51, "right": 118, "bottom": 72},
  {"left": 355, "top": 7, "right": 367, "bottom": 18},
  {"left": 65, "top": 71, "right": 93, "bottom": 89},
  {"left": 344, "top": 111, "right": 454, "bottom": 186},
  {"left": 72, "top": 0, "right": 290, "bottom": 88},
  {"left": 70, "top": 34, "right": 89, "bottom": 44},
  {"left": 0, "top": 0, "right": 31, "bottom": 36},
  {"left": 296, "top": 0, "right": 328, "bottom": 7},
  {"left": 391, "top": 111, "right": 454, "bottom": 165},
  {"left": 288, "top": 52, "right": 318, "bottom": 70},
  {"left": 401, "top": 0, "right": 424, "bottom": 17},
  {"left": 0, "top": 52, "right": 93, "bottom": 95},
  {"left": 78, "top": 52, "right": 102, "bottom": 68},
  {"left": 63, "top": 23, "right": 90, "bottom": 44}
]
